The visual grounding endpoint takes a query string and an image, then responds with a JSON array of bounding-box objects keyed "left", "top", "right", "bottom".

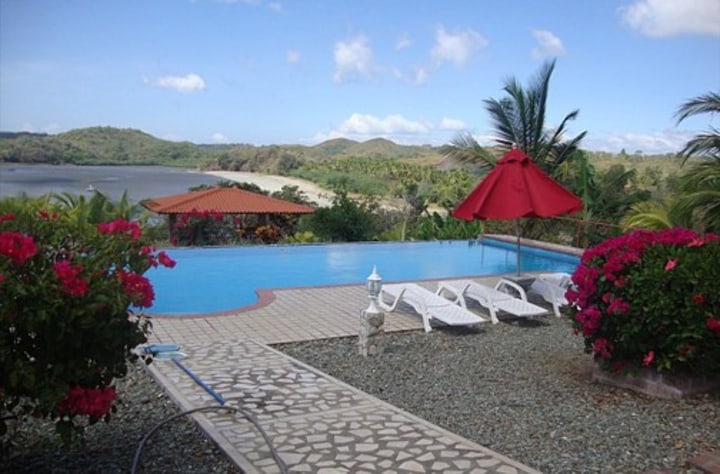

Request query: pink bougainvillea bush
[
  {"left": 566, "top": 228, "right": 720, "bottom": 377},
  {"left": 0, "top": 199, "right": 175, "bottom": 444}
]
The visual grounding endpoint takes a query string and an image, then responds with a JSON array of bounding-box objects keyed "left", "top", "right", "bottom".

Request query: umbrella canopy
[{"left": 453, "top": 148, "right": 583, "bottom": 274}]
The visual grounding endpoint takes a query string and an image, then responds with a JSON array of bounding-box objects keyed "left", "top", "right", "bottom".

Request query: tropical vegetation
[{"left": 0, "top": 193, "right": 173, "bottom": 447}]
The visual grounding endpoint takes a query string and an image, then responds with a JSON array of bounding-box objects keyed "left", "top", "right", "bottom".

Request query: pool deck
[{"left": 144, "top": 275, "right": 550, "bottom": 473}]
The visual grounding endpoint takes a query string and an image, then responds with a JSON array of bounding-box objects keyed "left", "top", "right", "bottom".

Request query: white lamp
[{"left": 366, "top": 264, "right": 382, "bottom": 313}]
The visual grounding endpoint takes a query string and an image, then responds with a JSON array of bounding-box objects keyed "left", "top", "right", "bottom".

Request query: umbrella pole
[{"left": 515, "top": 219, "right": 521, "bottom": 275}]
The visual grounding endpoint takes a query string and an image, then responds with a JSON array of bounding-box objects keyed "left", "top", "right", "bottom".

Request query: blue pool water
[{"left": 144, "top": 238, "right": 579, "bottom": 315}]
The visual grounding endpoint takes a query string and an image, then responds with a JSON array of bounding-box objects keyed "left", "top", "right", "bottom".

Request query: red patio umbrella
[{"left": 453, "top": 147, "right": 583, "bottom": 274}]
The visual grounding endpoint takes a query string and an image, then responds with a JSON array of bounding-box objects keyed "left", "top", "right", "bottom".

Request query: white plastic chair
[
  {"left": 528, "top": 272, "right": 573, "bottom": 318},
  {"left": 379, "top": 283, "right": 487, "bottom": 332},
  {"left": 436, "top": 279, "right": 548, "bottom": 324}
]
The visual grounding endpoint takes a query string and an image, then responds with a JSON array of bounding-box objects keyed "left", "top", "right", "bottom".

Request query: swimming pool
[{"left": 144, "top": 238, "right": 579, "bottom": 315}]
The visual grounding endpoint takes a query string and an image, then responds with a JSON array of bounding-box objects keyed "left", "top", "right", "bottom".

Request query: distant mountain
[{"left": 0, "top": 126, "right": 443, "bottom": 171}]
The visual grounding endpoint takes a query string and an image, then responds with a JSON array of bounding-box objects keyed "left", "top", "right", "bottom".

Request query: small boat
[{"left": 85, "top": 184, "right": 96, "bottom": 192}]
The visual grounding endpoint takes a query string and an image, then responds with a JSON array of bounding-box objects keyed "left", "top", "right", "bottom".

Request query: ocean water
[{"left": 0, "top": 163, "right": 222, "bottom": 203}]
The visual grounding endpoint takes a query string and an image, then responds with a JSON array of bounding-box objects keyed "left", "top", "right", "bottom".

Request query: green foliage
[
  {"left": 408, "top": 212, "right": 486, "bottom": 240},
  {"left": 300, "top": 191, "right": 379, "bottom": 242},
  {"left": 0, "top": 195, "right": 172, "bottom": 445},
  {"left": 566, "top": 228, "right": 720, "bottom": 376},
  {"left": 291, "top": 157, "right": 475, "bottom": 207}
]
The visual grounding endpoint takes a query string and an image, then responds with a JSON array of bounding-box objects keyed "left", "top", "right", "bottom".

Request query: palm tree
[
  {"left": 675, "top": 91, "right": 720, "bottom": 164},
  {"left": 674, "top": 90, "right": 720, "bottom": 232},
  {"left": 622, "top": 90, "right": 720, "bottom": 233},
  {"left": 443, "top": 59, "right": 586, "bottom": 175},
  {"left": 674, "top": 159, "right": 720, "bottom": 233}
]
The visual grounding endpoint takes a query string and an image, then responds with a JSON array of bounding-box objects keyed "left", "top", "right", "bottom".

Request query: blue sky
[{"left": 1, "top": 0, "right": 718, "bottom": 154}]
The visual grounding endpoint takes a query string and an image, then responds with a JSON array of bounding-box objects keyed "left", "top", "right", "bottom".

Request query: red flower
[
  {"left": 117, "top": 270, "right": 154, "bottom": 308},
  {"left": 56, "top": 386, "right": 116, "bottom": 418},
  {"left": 97, "top": 218, "right": 141, "bottom": 241},
  {"left": 707, "top": 318, "right": 720, "bottom": 337},
  {"left": 157, "top": 251, "right": 176, "bottom": 268},
  {"left": 593, "top": 338, "right": 613, "bottom": 360},
  {"left": 642, "top": 351, "right": 655, "bottom": 366},
  {"left": 607, "top": 297, "right": 630, "bottom": 315},
  {"left": 692, "top": 294, "right": 705, "bottom": 305},
  {"left": 0, "top": 213, "right": 14, "bottom": 224},
  {"left": 0, "top": 231, "right": 38, "bottom": 266},
  {"left": 664, "top": 258, "right": 678, "bottom": 271},
  {"left": 38, "top": 209, "right": 59, "bottom": 220},
  {"left": 53, "top": 261, "right": 89, "bottom": 296}
]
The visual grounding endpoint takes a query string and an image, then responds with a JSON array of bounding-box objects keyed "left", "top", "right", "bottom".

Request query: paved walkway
[{"left": 145, "top": 277, "right": 543, "bottom": 473}]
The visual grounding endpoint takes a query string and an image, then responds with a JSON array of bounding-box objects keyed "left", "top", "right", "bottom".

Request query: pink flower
[
  {"left": 0, "top": 213, "right": 14, "bottom": 224},
  {"left": 692, "top": 294, "right": 705, "bottom": 305},
  {"left": 664, "top": 258, "right": 678, "bottom": 271},
  {"left": 642, "top": 351, "right": 655, "bottom": 366}
]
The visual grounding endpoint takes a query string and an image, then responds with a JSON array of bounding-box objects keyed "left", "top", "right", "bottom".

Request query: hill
[
  {"left": 0, "top": 126, "right": 681, "bottom": 178},
  {"left": 0, "top": 127, "right": 443, "bottom": 172}
]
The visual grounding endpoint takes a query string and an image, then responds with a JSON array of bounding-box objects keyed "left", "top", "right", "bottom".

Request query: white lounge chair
[
  {"left": 528, "top": 272, "right": 573, "bottom": 318},
  {"left": 379, "top": 283, "right": 487, "bottom": 332},
  {"left": 436, "top": 279, "right": 548, "bottom": 324}
]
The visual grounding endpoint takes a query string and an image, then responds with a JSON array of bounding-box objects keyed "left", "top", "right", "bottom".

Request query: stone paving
[{"left": 145, "top": 278, "right": 543, "bottom": 473}]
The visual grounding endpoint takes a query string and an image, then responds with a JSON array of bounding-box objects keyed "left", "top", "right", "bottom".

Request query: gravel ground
[
  {"left": 277, "top": 316, "right": 719, "bottom": 474},
  {"left": 1, "top": 361, "right": 241, "bottom": 474},
  {"left": 4, "top": 316, "right": 717, "bottom": 473}
]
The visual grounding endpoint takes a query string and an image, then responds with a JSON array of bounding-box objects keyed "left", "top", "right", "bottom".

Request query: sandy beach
[{"left": 204, "top": 171, "right": 335, "bottom": 207}]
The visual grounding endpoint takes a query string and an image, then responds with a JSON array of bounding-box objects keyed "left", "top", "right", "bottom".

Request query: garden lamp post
[{"left": 359, "top": 264, "right": 385, "bottom": 356}]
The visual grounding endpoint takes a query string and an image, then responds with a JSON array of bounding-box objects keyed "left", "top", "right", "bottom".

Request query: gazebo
[{"left": 141, "top": 186, "right": 315, "bottom": 243}]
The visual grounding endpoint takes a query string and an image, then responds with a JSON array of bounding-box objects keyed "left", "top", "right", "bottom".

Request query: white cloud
[
  {"left": 146, "top": 73, "right": 206, "bottom": 93},
  {"left": 439, "top": 117, "right": 466, "bottom": 130},
  {"left": 619, "top": 0, "right": 720, "bottom": 37},
  {"left": 339, "top": 113, "right": 430, "bottom": 135},
  {"left": 314, "top": 113, "right": 433, "bottom": 142},
  {"left": 285, "top": 49, "right": 300, "bottom": 64},
  {"left": 430, "top": 26, "right": 488, "bottom": 68},
  {"left": 333, "top": 35, "right": 377, "bottom": 83},
  {"left": 212, "top": 132, "right": 229, "bottom": 143},
  {"left": 267, "top": 2, "right": 283, "bottom": 13},
  {"left": 531, "top": 29, "right": 566, "bottom": 60},
  {"left": 396, "top": 33, "right": 413, "bottom": 50},
  {"left": 586, "top": 129, "right": 695, "bottom": 153}
]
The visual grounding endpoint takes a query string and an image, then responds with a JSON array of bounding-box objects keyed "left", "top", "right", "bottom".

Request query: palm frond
[{"left": 674, "top": 92, "right": 720, "bottom": 124}]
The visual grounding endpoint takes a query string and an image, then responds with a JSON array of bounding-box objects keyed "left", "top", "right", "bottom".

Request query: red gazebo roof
[{"left": 141, "top": 187, "right": 315, "bottom": 215}]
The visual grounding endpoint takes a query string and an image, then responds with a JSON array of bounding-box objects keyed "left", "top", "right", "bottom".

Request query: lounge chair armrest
[{"left": 495, "top": 278, "right": 529, "bottom": 301}]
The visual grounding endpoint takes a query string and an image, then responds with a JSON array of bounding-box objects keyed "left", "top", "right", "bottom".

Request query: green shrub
[{"left": 566, "top": 228, "right": 720, "bottom": 376}]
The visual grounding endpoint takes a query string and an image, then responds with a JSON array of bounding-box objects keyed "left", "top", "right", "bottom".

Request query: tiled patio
[{"left": 145, "top": 276, "right": 545, "bottom": 473}]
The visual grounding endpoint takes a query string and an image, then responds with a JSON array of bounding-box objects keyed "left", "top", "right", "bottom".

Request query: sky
[{"left": 1, "top": 0, "right": 719, "bottom": 154}]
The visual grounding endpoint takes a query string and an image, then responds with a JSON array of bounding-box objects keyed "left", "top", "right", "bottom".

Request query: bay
[{"left": 0, "top": 163, "right": 223, "bottom": 203}]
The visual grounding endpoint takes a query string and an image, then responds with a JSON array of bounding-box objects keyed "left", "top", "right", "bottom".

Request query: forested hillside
[
  {"left": 0, "top": 126, "right": 680, "bottom": 177},
  {"left": 0, "top": 126, "right": 441, "bottom": 172}
]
